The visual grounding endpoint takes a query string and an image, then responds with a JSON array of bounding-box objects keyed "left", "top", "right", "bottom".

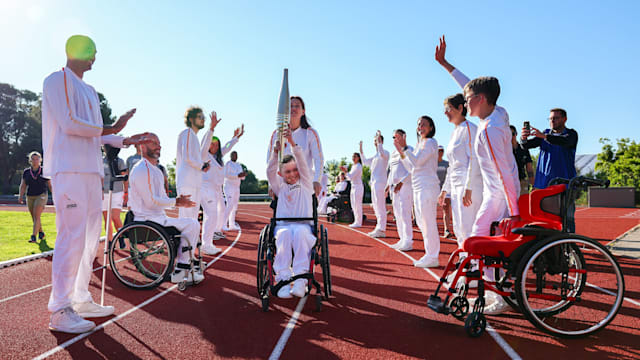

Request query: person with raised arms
[
  {"left": 340, "top": 153, "right": 364, "bottom": 228},
  {"left": 42, "top": 35, "right": 149, "bottom": 333},
  {"left": 359, "top": 131, "right": 390, "bottom": 238},
  {"left": 386, "top": 129, "right": 414, "bottom": 251}
]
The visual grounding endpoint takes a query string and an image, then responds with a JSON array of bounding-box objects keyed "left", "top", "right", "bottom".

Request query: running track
[{"left": 0, "top": 204, "right": 639, "bottom": 359}]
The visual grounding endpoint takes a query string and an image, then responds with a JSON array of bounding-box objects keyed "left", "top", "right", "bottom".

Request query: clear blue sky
[{"left": 2, "top": 1, "right": 639, "bottom": 180}]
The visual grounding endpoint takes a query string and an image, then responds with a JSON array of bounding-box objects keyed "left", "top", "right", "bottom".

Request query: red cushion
[{"left": 463, "top": 234, "right": 532, "bottom": 258}]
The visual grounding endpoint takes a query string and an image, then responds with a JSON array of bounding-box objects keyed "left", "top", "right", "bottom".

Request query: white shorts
[{"left": 102, "top": 192, "right": 124, "bottom": 211}]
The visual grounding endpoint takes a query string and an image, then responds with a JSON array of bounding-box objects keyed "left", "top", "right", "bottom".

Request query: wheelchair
[
  {"left": 108, "top": 213, "right": 204, "bottom": 292},
  {"left": 257, "top": 196, "right": 332, "bottom": 312},
  {"left": 427, "top": 176, "right": 625, "bottom": 338}
]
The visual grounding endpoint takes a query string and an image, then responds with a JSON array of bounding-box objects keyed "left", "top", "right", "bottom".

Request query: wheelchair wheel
[
  {"left": 109, "top": 222, "right": 175, "bottom": 290},
  {"left": 319, "top": 225, "right": 332, "bottom": 299},
  {"left": 449, "top": 296, "right": 469, "bottom": 320},
  {"left": 464, "top": 312, "right": 486, "bottom": 337},
  {"left": 514, "top": 235, "right": 624, "bottom": 338},
  {"left": 257, "top": 224, "right": 271, "bottom": 297}
]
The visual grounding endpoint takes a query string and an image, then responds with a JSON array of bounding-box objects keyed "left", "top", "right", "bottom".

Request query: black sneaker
[
  {"left": 39, "top": 231, "right": 46, "bottom": 240},
  {"left": 29, "top": 235, "right": 37, "bottom": 243}
]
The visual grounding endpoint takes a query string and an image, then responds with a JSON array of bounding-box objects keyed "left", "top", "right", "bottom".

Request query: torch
[{"left": 276, "top": 68, "right": 290, "bottom": 161}]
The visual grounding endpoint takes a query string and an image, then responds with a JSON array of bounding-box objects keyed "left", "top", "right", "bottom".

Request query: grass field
[{"left": 0, "top": 211, "right": 126, "bottom": 262}]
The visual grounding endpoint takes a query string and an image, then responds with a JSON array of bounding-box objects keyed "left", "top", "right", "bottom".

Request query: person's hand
[
  {"left": 339, "top": 165, "right": 348, "bottom": 173},
  {"left": 209, "top": 111, "right": 221, "bottom": 131},
  {"left": 283, "top": 125, "right": 294, "bottom": 145},
  {"left": 123, "top": 132, "right": 152, "bottom": 146},
  {"left": 394, "top": 181, "right": 403, "bottom": 193},
  {"left": 202, "top": 161, "right": 211, "bottom": 172},
  {"left": 530, "top": 126, "right": 545, "bottom": 139},
  {"left": 234, "top": 124, "right": 245, "bottom": 138},
  {"left": 520, "top": 127, "right": 530, "bottom": 141},
  {"left": 435, "top": 35, "right": 447, "bottom": 65},
  {"left": 273, "top": 140, "right": 281, "bottom": 154},
  {"left": 313, "top": 181, "right": 322, "bottom": 197},
  {"left": 438, "top": 191, "right": 447, "bottom": 207},
  {"left": 463, "top": 189, "right": 473, "bottom": 207},
  {"left": 359, "top": 140, "right": 363, "bottom": 151},
  {"left": 268, "top": 188, "right": 275, "bottom": 200},
  {"left": 393, "top": 135, "right": 406, "bottom": 153},
  {"left": 112, "top": 109, "right": 136, "bottom": 133},
  {"left": 238, "top": 171, "right": 248, "bottom": 178},
  {"left": 175, "top": 195, "right": 195, "bottom": 208},
  {"left": 18, "top": 197, "right": 24, "bottom": 205}
]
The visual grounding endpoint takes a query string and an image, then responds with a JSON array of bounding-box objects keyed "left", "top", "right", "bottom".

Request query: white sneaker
[
  {"left": 291, "top": 279, "right": 307, "bottom": 298},
  {"left": 348, "top": 223, "right": 361, "bottom": 228},
  {"left": 72, "top": 301, "right": 115, "bottom": 318},
  {"left": 389, "top": 241, "right": 402, "bottom": 249},
  {"left": 49, "top": 307, "right": 96, "bottom": 333},
  {"left": 484, "top": 292, "right": 510, "bottom": 315},
  {"left": 396, "top": 242, "right": 413, "bottom": 252},
  {"left": 368, "top": 230, "right": 386, "bottom": 238},
  {"left": 202, "top": 243, "right": 222, "bottom": 256},
  {"left": 414, "top": 256, "right": 439, "bottom": 268},
  {"left": 171, "top": 268, "right": 205, "bottom": 284},
  {"left": 277, "top": 284, "right": 292, "bottom": 298}
]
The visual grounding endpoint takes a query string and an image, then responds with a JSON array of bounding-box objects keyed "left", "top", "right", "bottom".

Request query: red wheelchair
[{"left": 428, "top": 176, "right": 625, "bottom": 338}]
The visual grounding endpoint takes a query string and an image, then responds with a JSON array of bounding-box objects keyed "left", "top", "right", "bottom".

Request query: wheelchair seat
[{"left": 124, "top": 210, "right": 180, "bottom": 237}]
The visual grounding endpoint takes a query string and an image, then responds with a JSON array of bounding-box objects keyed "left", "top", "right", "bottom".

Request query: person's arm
[
  {"left": 359, "top": 141, "right": 372, "bottom": 167},
  {"left": 199, "top": 129, "right": 213, "bottom": 160},
  {"left": 101, "top": 134, "right": 125, "bottom": 148},
  {"left": 521, "top": 136, "right": 542, "bottom": 149},
  {"left": 308, "top": 128, "right": 325, "bottom": 184},
  {"left": 179, "top": 130, "right": 203, "bottom": 171},
  {"left": 18, "top": 177, "right": 27, "bottom": 204},
  {"left": 347, "top": 163, "right": 362, "bottom": 180},
  {"left": 266, "top": 130, "right": 277, "bottom": 163},
  {"left": 131, "top": 163, "right": 176, "bottom": 208},
  {"left": 46, "top": 179, "right": 53, "bottom": 194},
  {"left": 223, "top": 162, "right": 236, "bottom": 180},
  {"left": 435, "top": 35, "right": 470, "bottom": 89},
  {"left": 402, "top": 141, "right": 435, "bottom": 169},
  {"left": 221, "top": 137, "right": 239, "bottom": 157},
  {"left": 378, "top": 143, "right": 389, "bottom": 162},
  {"left": 485, "top": 126, "right": 520, "bottom": 216},
  {"left": 293, "top": 145, "right": 313, "bottom": 190},
  {"left": 543, "top": 129, "right": 578, "bottom": 148},
  {"left": 266, "top": 146, "right": 282, "bottom": 194}
]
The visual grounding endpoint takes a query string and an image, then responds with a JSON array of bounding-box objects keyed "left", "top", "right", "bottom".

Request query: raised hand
[
  {"left": 112, "top": 108, "right": 136, "bottom": 133},
  {"left": 123, "top": 132, "right": 152, "bottom": 146},
  {"left": 234, "top": 124, "right": 245, "bottom": 138},
  {"left": 435, "top": 35, "right": 455, "bottom": 73},
  {"left": 209, "top": 111, "right": 221, "bottom": 131}
]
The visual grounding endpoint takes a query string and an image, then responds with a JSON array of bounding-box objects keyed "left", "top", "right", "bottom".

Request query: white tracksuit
[
  {"left": 401, "top": 138, "right": 440, "bottom": 260},
  {"left": 319, "top": 180, "right": 347, "bottom": 214},
  {"left": 42, "top": 67, "right": 127, "bottom": 312},
  {"left": 267, "top": 145, "right": 316, "bottom": 282},
  {"left": 347, "top": 163, "right": 364, "bottom": 226},
  {"left": 201, "top": 137, "right": 238, "bottom": 244},
  {"left": 128, "top": 158, "right": 200, "bottom": 265},
  {"left": 223, "top": 160, "right": 245, "bottom": 228},
  {"left": 361, "top": 143, "right": 390, "bottom": 231},
  {"left": 176, "top": 127, "right": 212, "bottom": 220},
  {"left": 387, "top": 146, "right": 414, "bottom": 246},
  {"left": 441, "top": 120, "right": 483, "bottom": 246},
  {"left": 450, "top": 69, "right": 520, "bottom": 236},
  {"left": 267, "top": 127, "right": 324, "bottom": 185}
]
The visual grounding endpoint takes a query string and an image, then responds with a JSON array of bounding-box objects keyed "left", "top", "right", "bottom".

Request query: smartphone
[
  {"left": 523, "top": 121, "right": 530, "bottom": 131},
  {"left": 201, "top": 161, "right": 210, "bottom": 170}
]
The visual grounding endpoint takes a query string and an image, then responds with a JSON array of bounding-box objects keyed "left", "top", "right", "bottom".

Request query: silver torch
[{"left": 276, "top": 68, "right": 290, "bottom": 161}]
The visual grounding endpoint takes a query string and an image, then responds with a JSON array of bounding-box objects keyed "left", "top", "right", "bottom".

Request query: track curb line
[{"left": 0, "top": 251, "right": 54, "bottom": 269}]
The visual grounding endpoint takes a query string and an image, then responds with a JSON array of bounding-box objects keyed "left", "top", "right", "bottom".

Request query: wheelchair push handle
[
  {"left": 104, "top": 144, "right": 128, "bottom": 190},
  {"left": 549, "top": 176, "right": 609, "bottom": 189}
]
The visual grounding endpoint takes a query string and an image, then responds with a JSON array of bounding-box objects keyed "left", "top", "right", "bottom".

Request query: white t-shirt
[
  {"left": 267, "top": 126, "right": 324, "bottom": 183},
  {"left": 267, "top": 145, "right": 314, "bottom": 224}
]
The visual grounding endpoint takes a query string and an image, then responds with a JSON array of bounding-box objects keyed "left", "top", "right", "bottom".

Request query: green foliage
[
  {"left": 166, "top": 158, "right": 177, "bottom": 197},
  {"left": 98, "top": 92, "right": 116, "bottom": 125},
  {"left": 595, "top": 138, "right": 640, "bottom": 191},
  {"left": 324, "top": 157, "right": 371, "bottom": 202},
  {"left": 239, "top": 165, "right": 262, "bottom": 193}
]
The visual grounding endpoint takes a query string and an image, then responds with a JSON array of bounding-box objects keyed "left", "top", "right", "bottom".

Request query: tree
[
  {"left": 595, "top": 138, "right": 640, "bottom": 193},
  {"left": 98, "top": 92, "right": 116, "bottom": 125},
  {"left": 324, "top": 157, "right": 371, "bottom": 202},
  {"left": 166, "top": 158, "right": 177, "bottom": 197},
  {"left": 0, "top": 83, "right": 42, "bottom": 194},
  {"left": 240, "top": 166, "right": 261, "bottom": 194}
]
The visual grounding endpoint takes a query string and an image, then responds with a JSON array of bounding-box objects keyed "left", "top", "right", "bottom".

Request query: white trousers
[
  {"left": 350, "top": 183, "right": 364, "bottom": 225},
  {"left": 48, "top": 173, "right": 102, "bottom": 312},
  {"left": 273, "top": 224, "right": 316, "bottom": 282},
  {"left": 391, "top": 183, "right": 413, "bottom": 245},
  {"left": 177, "top": 186, "right": 201, "bottom": 220},
  {"left": 413, "top": 186, "right": 440, "bottom": 259},
  {"left": 138, "top": 215, "right": 201, "bottom": 265},
  {"left": 223, "top": 183, "right": 240, "bottom": 227},
  {"left": 370, "top": 180, "right": 387, "bottom": 231},
  {"left": 317, "top": 195, "right": 336, "bottom": 215},
  {"left": 201, "top": 186, "right": 225, "bottom": 245},
  {"left": 450, "top": 182, "right": 482, "bottom": 247},
  {"left": 471, "top": 181, "right": 520, "bottom": 237}
]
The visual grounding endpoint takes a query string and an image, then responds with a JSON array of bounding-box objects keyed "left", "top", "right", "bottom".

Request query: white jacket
[
  {"left": 442, "top": 120, "right": 483, "bottom": 194},
  {"left": 401, "top": 138, "right": 439, "bottom": 192},
  {"left": 387, "top": 146, "right": 413, "bottom": 189},
  {"left": 223, "top": 161, "right": 245, "bottom": 187},
  {"left": 267, "top": 127, "right": 324, "bottom": 183},
  {"left": 267, "top": 145, "right": 314, "bottom": 223},
  {"left": 202, "top": 137, "right": 238, "bottom": 188},
  {"left": 128, "top": 158, "right": 176, "bottom": 219},
  {"left": 361, "top": 142, "right": 390, "bottom": 184},
  {"left": 176, "top": 127, "right": 212, "bottom": 189}
]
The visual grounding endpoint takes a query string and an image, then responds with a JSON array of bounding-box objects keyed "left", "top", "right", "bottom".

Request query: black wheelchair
[
  {"left": 108, "top": 211, "right": 204, "bottom": 291},
  {"left": 326, "top": 180, "right": 363, "bottom": 224},
  {"left": 257, "top": 196, "right": 332, "bottom": 312}
]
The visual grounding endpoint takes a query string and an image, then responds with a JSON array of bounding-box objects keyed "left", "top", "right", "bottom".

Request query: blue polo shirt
[{"left": 524, "top": 128, "right": 578, "bottom": 189}]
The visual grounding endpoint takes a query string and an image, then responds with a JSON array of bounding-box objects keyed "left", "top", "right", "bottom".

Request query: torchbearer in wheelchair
[
  {"left": 128, "top": 133, "right": 205, "bottom": 284},
  {"left": 267, "top": 126, "right": 317, "bottom": 298}
]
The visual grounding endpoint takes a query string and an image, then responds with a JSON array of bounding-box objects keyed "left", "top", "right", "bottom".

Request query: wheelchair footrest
[{"left": 427, "top": 295, "right": 450, "bottom": 315}]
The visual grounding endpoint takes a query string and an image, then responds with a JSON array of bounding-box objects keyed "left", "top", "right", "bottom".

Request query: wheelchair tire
[
  {"left": 257, "top": 224, "right": 271, "bottom": 297},
  {"left": 315, "top": 294, "right": 323, "bottom": 312},
  {"left": 319, "top": 225, "right": 332, "bottom": 299},
  {"left": 109, "top": 222, "right": 175, "bottom": 290},
  {"left": 464, "top": 312, "right": 486, "bottom": 337},
  {"left": 449, "top": 296, "right": 469, "bottom": 320},
  {"left": 514, "top": 235, "right": 624, "bottom": 338},
  {"left": 261, "top": 297, "right": 270, "bottom": 312}
]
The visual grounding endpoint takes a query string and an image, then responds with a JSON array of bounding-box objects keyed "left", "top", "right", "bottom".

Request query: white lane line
[
  {"left": 268, "top": 296, "right": 308, "bottom": 360},
  {"left": 33, "top": 230, "right": 242, "bottom": 360},
  {"left": 236, "top": 211, "right": 307, "bottom": 360},
  {"left": 330, "top": 222, "right": 522, "bottom": 360}
]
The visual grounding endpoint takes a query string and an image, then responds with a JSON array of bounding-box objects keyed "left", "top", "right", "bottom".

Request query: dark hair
[
  {"left": 291, "top": 96, "right": 311, "bottom": 129},
  {"left": 211, "top": 138, "right": 223, "bottom": 166},
  {"left": 378, "top": 134, "right": 384, "bottom": 142},
  {"left": 464, "top": 76, "right": 500, "bottom": 106},
  {"left": 550, "top": 108, "right": 567, "bottom": 118},
  {"left": 418, "top": 116, "right": 436, "bottom": 139},
  {"left": 353, "top": 152, "right": 361, "bottom": 164},
  {"left": 509, "top": 125, "right": 517, "bottom": 135},
  {"left": 444, "top": 93, "right": 467, "bottom": 116},
  {"left": 394, "top": 129, "right": 406, "bottom": 136},
  {"left": 184, "top": 106, "right": 203, "bottom": 128},
  {"left": 280, "top": 154, "right": 295, "bottom": 166}
]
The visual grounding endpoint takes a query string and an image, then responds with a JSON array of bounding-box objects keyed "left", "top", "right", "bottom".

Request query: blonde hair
[{"left": 27, "top": 151, "right": 42, "bottom": 165}]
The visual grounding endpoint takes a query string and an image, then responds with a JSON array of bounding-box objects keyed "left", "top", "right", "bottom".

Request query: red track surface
[{"left": 0, "top": 204, "right": 638, "bottom": 359}]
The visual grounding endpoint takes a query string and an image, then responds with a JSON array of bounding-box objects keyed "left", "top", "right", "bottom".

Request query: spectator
[
  {"left": 510, "top": 125, "right": 534, "bottom": 195},
  {"left": 18, "top": 151, "right": 52, "bottom": 243},
  {"left": 126, "top": 145, "right": 142, "bottom": 173},
  {"left": 521, "top": 108, "right": 578, "bottom": 230},
  {"left": 437, "top": 145, "right": 454, "bottom": 238},
  {"left": 340, "top": 153, "right": 364, "bottom": 228}
]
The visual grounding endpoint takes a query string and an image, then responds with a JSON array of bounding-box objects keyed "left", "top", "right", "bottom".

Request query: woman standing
[
  {"left": 438, "top": 94, "right": 483, "bottom": 247},
  {"left": 267, "top": 96, "right": 324, "bottom": 196},
  {"left": 201, "top": 125, "right": 244, "bottom": 255},
  {"left": 394, "top": 116, "right": 440, "bottom": 268},
  {"left": 19, "top": 151, "right": 52, "bottom": 243},
  {"left": 341, "top": 153, "right": 364, "bottom": 228}
]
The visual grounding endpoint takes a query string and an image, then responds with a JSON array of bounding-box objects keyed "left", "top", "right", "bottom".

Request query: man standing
[
  {"left": 360, "top": 131, "right": 390, "bottom": 238},
  {"left": 386, "top": 129, "right": 414, "bottom": 251},
  {"left": 521, "top": 108, "right": 578, "bottom": 230},
  {"left": 176, "top": 107, "right": 216, "bottom": 220},
  {"left": 437, "top": 145, "right": 454, "bottom": 238},
  {"left": 42, "top": 35, "right": 148, "bottom": 333},
  {"left": 223, "top": 151, "right": 247, "bottom": 231},
  {"left": 510, "top": 125, "right": 535, "bottom": 195}
]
